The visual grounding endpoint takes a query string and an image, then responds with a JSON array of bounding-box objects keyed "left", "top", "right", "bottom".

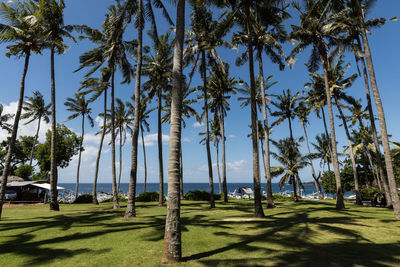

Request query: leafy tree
[
  {"left": 14, "top": 164, "right": 34, "bottom": 180},
  {"left": 0, "top": 136, "right": 34, "bottom": 174},
  {"left": 35, "top": 124, "right": 81, "bottom": 175}
]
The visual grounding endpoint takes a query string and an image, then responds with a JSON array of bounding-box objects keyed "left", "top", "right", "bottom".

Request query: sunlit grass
[{"left": 1, "top": 199, "right": 400, "bottom": 266}]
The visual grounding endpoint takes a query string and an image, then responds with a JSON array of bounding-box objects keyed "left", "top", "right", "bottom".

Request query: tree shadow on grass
[
  {"left": 0, "top": 208, "right": 166, "bottom": 266},
  {"left": 183, "top": 202, "right": 400, "bottom": 266}
]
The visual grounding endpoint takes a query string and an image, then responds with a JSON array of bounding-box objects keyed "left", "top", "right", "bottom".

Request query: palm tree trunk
[
  {"left": 216, "top": 140, "right": 222, "bottom": 194},
  {"left": 0, "top": 51, "right": 30, "bottom": 219},
  {"left": 157, "top": 87, "right": 164, "bottom": 206},
  {"left": 92, "top": 87, "right": 107, "bottom": 205},
  {"left": 320, "top": 52, "right": 344, "bottom": 209},
  {"left": 110, "top": 69, "right": 120, "bottom": 209},
  {"left": 141, "top": 125, "right": 147, "bottom": 193},
  {"left": 74, "top": 115, "right": 85, "bottom": 202},
  {"left": 335, "top": 96, "right": 362, "bottom": 205},
  {"left": 179, "top": 143, "right": 184, "bottom": 200},
  {"left": 219, "top": 106, "right": 227, "bottom": 203},
  {"left": 357, "top": 37, "right": 391, "bottom": 207},
  {"left": 202, "top": 51, "right": 215, "bottom": 208},
  {"left": 125, "top": 0, "right": 143, "bottom": 218},
  {"left": 301, "top": 121, "right": 324, "bottom": 199},
  {"left": 49, "top": 47, "right": 59, "bottom": 211},
  {"left": 118, "top": 127, "right": 122, "bottom": 193},
  {"left": 29, "top": 117, "right": 41, "bottom": 166},
  {"left": 357, "top": 1, "right": 400, "bottom": 218},
  {"left": 292, "top": 175, "right": 298, "bottom": 202},
  {"left": 257, "top": 49, "right": 274, "bottom": 208},
  {"left": 162, "top": 0, "right": 184, "bottom": 262},
  {"left": 246, "top": 2, "right": 264, "bottom": 218}
]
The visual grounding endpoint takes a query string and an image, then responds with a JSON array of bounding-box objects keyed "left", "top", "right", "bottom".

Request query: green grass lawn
[{"left": 1, "top": 199, "right": 400, "bottom": 266}]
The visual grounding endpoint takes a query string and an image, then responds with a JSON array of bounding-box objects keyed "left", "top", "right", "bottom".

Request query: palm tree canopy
[
  {"left": 21, "top": 91, "right": 50, "bottom": 125},
  {"left": 64, "top": 95, "right": 94, "bottom": 128},
  {"left": 0, "top": 104, "right": 14, "bottom": 133}
]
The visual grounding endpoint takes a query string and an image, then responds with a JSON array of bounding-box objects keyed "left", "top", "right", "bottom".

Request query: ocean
[{"left": 59, "top": 182, "right": 340, "bottom": 197}]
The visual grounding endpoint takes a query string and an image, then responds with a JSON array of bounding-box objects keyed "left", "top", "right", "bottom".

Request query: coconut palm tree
[
  {"left": 124, "top": 0, "right": 173, "bottom": 218},
  {"left": 143, "top": 31, "right": 173, "bottom": 206},
  {"left": 64, "top": 95, "right": 94, "bottom": 201},
  {"left": 77, "top": 69, "right": 110, "bottom": 204},
  {"left": 0, "top": 0, "right": 43, "bottom": 219},
  {"left": 163, "top": 85, "right": 198, "bottom": 200},
  {"left": 208, "top": 63, "right": 238, "bottom": 203},
  {"left": 0, "top": 104, "right": 14, "bottom": 134},
  {"left": 22, "top": 91, "right": 51, "bottom": 166},
  {"left": 271, "top": 137, "right": 309, "bottom": 202},
  {"left": 127, "top": 94, "right": 154, "bottom": 193},
  {"left": 210, "top": 114, "right": 223, "bottom": 194},
  {"left": 184, "top": 3, "right": 229, "bottom": 208},
  {"left": 295, "top": 102, "right": 324, "bottom": 199},
  {"left": 40, "top": 0, "right": 76, "bottom": 211},
  {"left": 162, "top": 0, "right": 185, "bottom": 262},
  {"left": 75, "top": 3, "right": 134, "bottom": 209},
  {"left": 347, "top": 0, "right": 400, "bottom": 217},
  {"left": 288, "top": 0, "right": 347, "bottom": 209}
]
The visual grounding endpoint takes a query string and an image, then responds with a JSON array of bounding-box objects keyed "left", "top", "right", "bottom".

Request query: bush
[
  {"left": 184, "top": 190, "right": 221, "bottom": 201},
  {"left": 103, "top": 193, "right": 126, "bottom": 202},
  {"left": 272, "top": 193, "right": 294, "bottom": 201},
  {"left": 136, "top": 192, "right": 164, "bottom": 202},
  {"left": 74, "top": 194, "right": 93, "bottom": 203},
  {"left": 360, "top": 186, "right": 380, "bottom": 201}
]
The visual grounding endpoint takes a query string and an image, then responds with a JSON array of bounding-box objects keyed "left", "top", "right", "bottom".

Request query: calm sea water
[{"left": 59, "top": 182, "right": 340, "bottom": 196}]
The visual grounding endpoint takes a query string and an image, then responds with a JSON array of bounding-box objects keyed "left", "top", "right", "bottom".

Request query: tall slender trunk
[
  {"left": 162, "top": 0, "right": 184, "bottom": 262},
  {"left": 257, "top": 49, "right": 274, "bottom": 208},
  {"left": 301, "top": 121, "right": 324, "bottom": 199},
  {"left": 117, "top": 127, "right": 122, "bottom": 193},
  {"left": 216, "top": 140, "right": 222, "bottom": 194},
  {"left": 292, "top": 175, "right": 298, "bottom": 202},
  {"left": 74, "top": 115, "right": 85, "bottom": 202},
  {"left": 110, "top": 69, "right": 120, "bottom": 209},
  {"left": 125, "top": 0, "right": 143, "bottom": 218},
  {"left": 157, "top": 87, "right": 164, "bottom": 206},
  {"left": 320, "top": 52, "right": 344, "bottom": 209},
  {"left": 335, "top": 97, "right": 362, "bottom": 205},
  {"left": 141, "top": 124, "right": 147, "bottom": 193},
  {"left": 29, "top": 117, "right": 41, "bottom": 166},
  {"left": 202, "top": 51, "right": 215, "bottom": 208},
  {"left": 219, "top": 106, "right": 227, "bottom": 203},
  {"left": 357, "top": 0, "right": 400, "bottom": 218},
  {"left": 92, "top": 87, "right": 107, "bottom": 205},
  {"left": 49, "top": 47, "right": 59, "bottom": 211},
  {"left": 0, "top": 51, "right": 30, "bottom": 219},
  {"left": 179, "top": 144, "right": 184, "bottom": 200},
  {"left": 246, "top": 3, "right": 264, "bottom": 218},
  {"left": 357, "top": 37, "right": 391, "bottom": 207}
]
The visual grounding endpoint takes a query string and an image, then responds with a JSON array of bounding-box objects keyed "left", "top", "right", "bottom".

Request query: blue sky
[{"left": 1, "top": 0, "right": 399, "bottom": 185}]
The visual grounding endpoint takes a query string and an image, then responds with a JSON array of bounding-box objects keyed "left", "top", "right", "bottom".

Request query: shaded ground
[{"left": 0, "top": 200, "right": 399, "bottom": 266}]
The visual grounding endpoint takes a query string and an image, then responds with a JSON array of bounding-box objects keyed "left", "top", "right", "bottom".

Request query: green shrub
[
  {"left": 184, "top": 190, "right": 221, "bottom": 201},
  {"left": 136, "top": 192, "right": 164, "bottom": 202},
  {"left": 14, "top": 164, "right": 34, "bottom": 180},
  {"left": 74, "top": 194, "right": 92, "bottom": 203},
  {"left": 103, "top": 193, "right": 126, "bottom": 202},
  {"left": 272, "top": 193, "right": 294, "bottom": 201},
  {"left": 360, "top": 186, "right": 380, "bottom": 201}
]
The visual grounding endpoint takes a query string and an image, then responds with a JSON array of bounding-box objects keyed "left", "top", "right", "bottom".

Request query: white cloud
[
  {"left": 138, "top": 133, "right": 170, "bottom": 146},
  {"left": 182, "top": 137, "right": 192, "bottom": 143},
  {"left": 0, "top": 101, "right": 51, "bottom": 143},
  {"left": 228, "top": 134, "right": 236, "bottom": 138},
  {"left": 193, "top": 121, "right": 203, "bottom": 128},
  {"left": 227, "top": 160, "right": 247, "bottom": 172}
]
